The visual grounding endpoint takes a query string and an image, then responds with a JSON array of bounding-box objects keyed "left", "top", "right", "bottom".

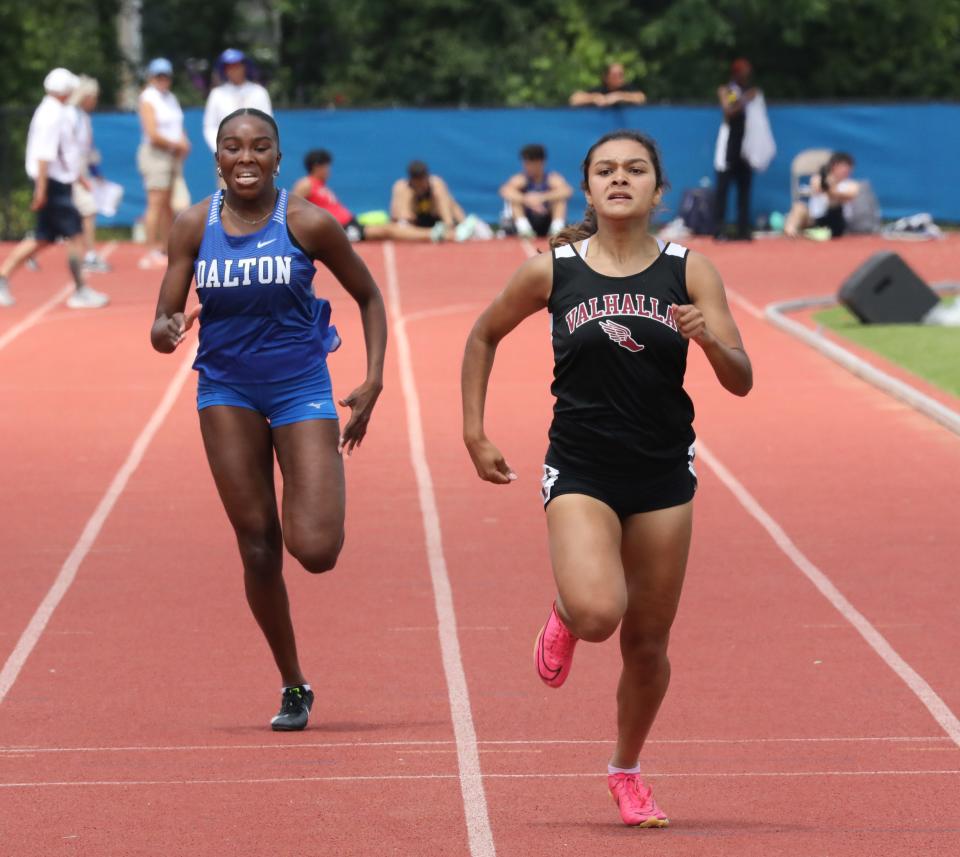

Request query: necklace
[{"left": 222, "top": 192, "right": 276, "bottom": 225}]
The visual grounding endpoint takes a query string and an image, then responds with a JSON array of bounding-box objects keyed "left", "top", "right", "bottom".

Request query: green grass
[
  {"left": 812, "top": 299, "right": 960, "bottom": 397},
  {"left": 96, "top": 225, "right": 134, "bottom": 241}
]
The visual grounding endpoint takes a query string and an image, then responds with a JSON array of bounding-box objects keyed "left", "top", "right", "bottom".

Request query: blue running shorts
[{"left": 197, "top": 361, "right": 337, "bottom": 427}]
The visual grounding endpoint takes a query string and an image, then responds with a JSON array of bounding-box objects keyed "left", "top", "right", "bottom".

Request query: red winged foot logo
[{"left": 599, "top": 319, "right": 644, "bottom": 352}]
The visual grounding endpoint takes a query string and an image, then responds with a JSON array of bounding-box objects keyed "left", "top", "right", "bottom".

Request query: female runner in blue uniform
[
  {"left": 150, "top": 109, "right": 386, "bottom": 731},
  {"left": 462, "top": 130, "right": 752, "bottom": 827}
]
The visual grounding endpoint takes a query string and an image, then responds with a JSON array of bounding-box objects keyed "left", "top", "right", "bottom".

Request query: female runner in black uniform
[{"left": 461, "top": 130, "right": 752, "bottom": 827}]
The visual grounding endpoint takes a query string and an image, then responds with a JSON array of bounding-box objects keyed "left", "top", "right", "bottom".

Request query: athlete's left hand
[
  {"left": 671, "top": 303, "right": 714, "bottom": 346},
  {"left": 338, "top": 380, "right": 383, "bottom": 455}
]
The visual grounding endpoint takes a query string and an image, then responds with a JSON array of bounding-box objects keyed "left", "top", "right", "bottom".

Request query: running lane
[
  {"left": 394, "top": 238, "right": 960, "bottom": 856},
  {"left": 0, "top": 244, "right": 174, "bottom": 677},
  {"left": 0, "top": 245, "right": 471, "bottom": 856}
]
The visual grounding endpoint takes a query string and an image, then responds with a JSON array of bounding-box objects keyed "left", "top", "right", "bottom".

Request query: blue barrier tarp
[{"left": 92, "top": 104, "right": 960, "bottom": 227}]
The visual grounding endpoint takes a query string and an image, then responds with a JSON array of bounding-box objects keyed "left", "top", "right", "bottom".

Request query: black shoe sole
[{"left": 271, "top": 719, "right": 308, "bottom": 732}]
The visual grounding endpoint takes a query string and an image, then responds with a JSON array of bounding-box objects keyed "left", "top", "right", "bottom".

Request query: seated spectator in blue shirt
[{"left": 499, "top": 144, "right": 572, "bottom": 238}]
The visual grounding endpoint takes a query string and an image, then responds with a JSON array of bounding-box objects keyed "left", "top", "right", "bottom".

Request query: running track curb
[{"left": 765, "top": 290, "right": 960, "bottom": 437}]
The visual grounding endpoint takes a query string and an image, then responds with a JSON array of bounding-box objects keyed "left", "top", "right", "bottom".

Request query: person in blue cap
[
  {"left": 203, "top": 49, "right": 272, "bottom": 155},
  {"left": 138, "top": 57, "right": 191, "bottom": 269}
]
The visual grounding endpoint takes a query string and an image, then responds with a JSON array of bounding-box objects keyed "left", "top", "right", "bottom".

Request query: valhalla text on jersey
[{"left": 564, "top": 294, "right": 678, "bottom": 335}]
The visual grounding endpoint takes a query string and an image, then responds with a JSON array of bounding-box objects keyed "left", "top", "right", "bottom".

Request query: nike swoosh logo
[
  {"left": 537, "top": 631, "right": 562, "bottom": 679},
  {"left": 256, "top": 238, "right": 277, "bottom": 249}
]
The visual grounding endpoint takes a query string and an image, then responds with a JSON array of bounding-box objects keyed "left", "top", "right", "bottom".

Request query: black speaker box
[{"left": 838, "top": 252, "right": 939, "bottom": 323}]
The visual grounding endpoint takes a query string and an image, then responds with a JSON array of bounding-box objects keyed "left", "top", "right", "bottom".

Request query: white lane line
[
  {"left": 2, "top": 769, "right": 958, "bottom": 789},
  {"left": 382, "top": 243, "right": 496, "bottom": 857},
  {"left": 697, "top": 441, "right": 960, "bottom": 748},
  {"left": 725, "top": 287, "right": 764, "bottom": 319},
  {"left": 1, "top": 735, "right": 950, "bottom": 756},
  {"left": 403, "top": 302, "right": 485, "bottom": 325},
  {"left": 0, "top": 242, "right": 117, "bottom": 353},
  {"left": 0, "top": 343, "right": 198, "bottom": 704}
]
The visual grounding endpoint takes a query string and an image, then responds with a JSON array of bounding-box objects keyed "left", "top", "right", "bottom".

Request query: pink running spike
[
  {"left": 534, "top": 602, "right": 578, "bottom": 688},
  {"left": 608, "top": 773, "right": 669, "bottom": 828}
]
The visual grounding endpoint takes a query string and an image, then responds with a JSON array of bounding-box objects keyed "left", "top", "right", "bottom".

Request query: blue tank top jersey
[
  {"left": 523, "top": 174, "right": 550, "bottom": 194},
  {"left": 192, "top": 189, "right": 338, "bottom": 383}
]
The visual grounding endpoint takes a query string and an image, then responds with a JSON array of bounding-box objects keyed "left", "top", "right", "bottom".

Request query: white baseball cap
[{"left": 44, "top": 68, "right": 80, "bottom": 95}]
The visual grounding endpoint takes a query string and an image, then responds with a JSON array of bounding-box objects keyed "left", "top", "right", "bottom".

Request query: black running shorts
[
  {"left": 541, "top": 445, "right": 697, "bottom": 519},
  {"left": 35, "top": 179, "right": 82, "bottom": 242}
]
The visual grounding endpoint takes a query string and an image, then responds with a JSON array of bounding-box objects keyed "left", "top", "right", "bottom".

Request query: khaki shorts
[
  {"left": 72, "top": 181, "right": 97, "bottom": 218},
  {"left": 137, "top": 142, "right": 179, "bottom": 191}
]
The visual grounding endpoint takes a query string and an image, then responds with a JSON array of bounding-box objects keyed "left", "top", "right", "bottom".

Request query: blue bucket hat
[
  {"left": 219, "top": 48, "right": 246, "bottom": 66},
  {"left": 217, "top": 48, "right": 252, "bottom": 78},
  {"left": 147, "top": 57, "right": 173, "bottom": 78}
]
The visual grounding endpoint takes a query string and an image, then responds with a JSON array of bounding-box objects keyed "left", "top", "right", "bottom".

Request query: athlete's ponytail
[
  {"left": 549, "top": 129, "right": 668, "bottom": 249},
  {"left": 549, "top": 205, "right": 598, "bottom": 248}
]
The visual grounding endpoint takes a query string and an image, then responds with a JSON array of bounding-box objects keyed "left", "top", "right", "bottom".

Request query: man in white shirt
[
  {"left": 0, "top": 68, "right": 108, "bottom": 308},
  {"left": 202, "top": 49, "right": 272, "bottom": 155}
]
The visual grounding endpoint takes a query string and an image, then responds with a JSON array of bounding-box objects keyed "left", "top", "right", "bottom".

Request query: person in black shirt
[
  {"left": 462, "top": 130, "right": 751, "bottom": 828},
  {"left": 714, "top": 58, "right": 757, "bottom": 240},
  {"left": 389, "top": 160, "right": 466, "bottom": 239},
  {"left": 570, "top": 63, "right": 647, "bottom": 107}
]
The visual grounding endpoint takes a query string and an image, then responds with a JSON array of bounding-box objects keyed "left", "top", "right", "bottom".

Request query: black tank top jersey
[{"left": 547, "top": 237, "right": 695, "bottom": 475}]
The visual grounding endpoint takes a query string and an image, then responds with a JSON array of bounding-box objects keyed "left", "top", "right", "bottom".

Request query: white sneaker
[
  {"left": 83, "top": 254, "right": 112, "bottom": 274},
  {"left": 429, "top": 222, "right": 447, "bottom": 243},
  {"left": 138, "top": 250, "right": 167, "bottom": 270},
  {"left": 0, "top": 281, "right": 14, "bottom": 307},
  {"left": 548, "top": 219, "right": 566, "bottom": 237},
  {"left": 66, "top": 286, "right": 110, "bottom": 309},
  {"left": 471, "top": 219, "right": 494, "bottom": 240},
  {"left": 454, "top": 214, "right": 479, "bottom": 242}
]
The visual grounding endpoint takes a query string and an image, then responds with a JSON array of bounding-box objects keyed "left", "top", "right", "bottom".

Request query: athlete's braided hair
[
  {"left": 216, "top": 108, "right": 280, "bottom": 148},
  {"left": 550, "top": 129, "right": 669, "bottom": 248}
]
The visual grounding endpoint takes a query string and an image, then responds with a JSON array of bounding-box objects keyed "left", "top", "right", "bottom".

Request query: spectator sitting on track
[
  {"left": 389, "top": 160, "right": 481, "bottom": 241},
  {"left": 569, "top": 62, "right": 647, "bottom": 108},
  {"left": 293, "top": 149, "right": 447, "bottom": 242},
  {"left": 68, "top": 75, "right": 112, "bottom": 273},
  {"left": 784, "top": 152, "right": 859, "bottom": 239},
  {"left": 203, "top": 49, "right": 272, "bottom": 156},
  {"left": 0, "top": 68, "right": 109, "bottom": 309},
  {"left": 499, "top": 143, "right": 572, "bottom": 239},
  {"left": 137, "top": 57, "right": 191, "bottom": 270}
]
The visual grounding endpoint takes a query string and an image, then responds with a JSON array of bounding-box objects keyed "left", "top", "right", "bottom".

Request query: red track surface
[{"left": 1, "top": 236, "right": 958, "bottom": 856}]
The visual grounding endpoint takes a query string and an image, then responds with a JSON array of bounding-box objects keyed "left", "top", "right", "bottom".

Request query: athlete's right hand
[
  {"left": 466, "top": 437, "right": 517, "bottom": 485},
  {"left": 153, "top": 305, "right": 200, "bottom": 352}
]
